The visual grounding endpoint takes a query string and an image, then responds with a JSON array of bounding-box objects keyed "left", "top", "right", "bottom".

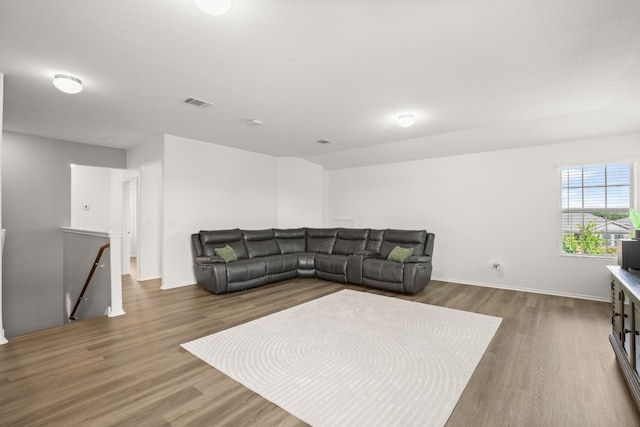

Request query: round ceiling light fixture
[
  {"left": 193, "top": 0, "right": 231, "bottom": 15},
  {"left": 397, "top": 114, "right": 415, "bottom": 127},
  {"left": 53, "top": 74, "right": 83, "bottom": 94}
]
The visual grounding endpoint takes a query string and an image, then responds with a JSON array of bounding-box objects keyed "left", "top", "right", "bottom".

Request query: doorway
[{"left": 122, "top": 178, "right": 138, "bottom": 277}]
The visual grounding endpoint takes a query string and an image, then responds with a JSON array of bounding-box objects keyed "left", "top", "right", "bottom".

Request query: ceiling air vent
[
  {"left": 315, "top": 139, "right": 334, "bottom": 145},
  {"left": 183, "top": 97, "right": 215, "bottom": 108}
]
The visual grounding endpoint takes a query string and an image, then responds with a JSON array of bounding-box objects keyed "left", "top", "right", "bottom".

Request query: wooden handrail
[{"left": 69, "top": 243, "right": 110, "bottom": 321}]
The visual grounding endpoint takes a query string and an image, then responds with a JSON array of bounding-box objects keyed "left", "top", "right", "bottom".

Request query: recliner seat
[{"left": 361, "top": 229, "right": 434, "bottom": 294}]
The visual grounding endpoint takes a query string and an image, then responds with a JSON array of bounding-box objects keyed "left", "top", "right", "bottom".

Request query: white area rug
[{"left": 182, "top": 289, "right": 502, "bottom": 427}]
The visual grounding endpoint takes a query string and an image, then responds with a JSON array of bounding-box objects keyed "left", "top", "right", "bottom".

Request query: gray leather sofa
[{"left": 191, "top": 228, "right": 435, "bottom": 294}]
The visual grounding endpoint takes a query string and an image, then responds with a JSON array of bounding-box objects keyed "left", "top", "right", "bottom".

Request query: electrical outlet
[{"left": 492, "top": 263, "right": 502, "bottom": 271}]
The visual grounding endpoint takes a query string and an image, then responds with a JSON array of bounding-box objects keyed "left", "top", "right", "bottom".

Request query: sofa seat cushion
[
  {"left": 315, "top": 253, "right": 349, "bottom": 275},
  {"left": 264, "top": 254, "right": 298, "bottom": 274},
  {"left": 297, "top": 253, "right": 316, "bottom": 270},
  {"left": 362, "top": 258, "right": 404, "bottom": 283},
  {"left": 226, "top": 259, "right": 267, "bottom": 283}
]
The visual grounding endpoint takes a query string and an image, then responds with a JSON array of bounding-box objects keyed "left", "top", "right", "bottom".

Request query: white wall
[
  {"left": 277, "top": 157, "right": 326, "bottom": 228},
  {"left": 127, "top": 180, "right": 137, "bottom": 256},
  {"left": 0, "top": 72, "right": 5, "bottom": 344},
  {"left": 328, "top": 134, "right": 640, "bottom": 301},
  {"left": 127, "top": 136, "right": 329, "bottom": 288},
  {"left": 138, "top": 161, "right": 163, "bottom": 281},
  {"left": 127, "top": 136, "right": 163, "bottom": 170},
  {"left": 110, "top": 169, "right": 124, "bottom": 232},
  {"left": 162, "top": 135, "right": 281, "bottom": 288},
  {"left": 126, "top": 137, "right": 163, "bottom": 281},
  {"left": 70, "top": 165, "right": 124, "bottom": 231},
  {"left": 0, "top": 72, "right": 3, "bottom": 227}
]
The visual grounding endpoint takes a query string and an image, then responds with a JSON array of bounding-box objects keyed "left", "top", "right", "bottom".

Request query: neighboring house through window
[{"left": 561, "top": 162, "right": 635, "bottom": 256}]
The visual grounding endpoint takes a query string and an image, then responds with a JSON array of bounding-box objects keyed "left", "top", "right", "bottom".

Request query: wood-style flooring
[{"left": 0, "top": 265, "right": 638, "bottom": 426}]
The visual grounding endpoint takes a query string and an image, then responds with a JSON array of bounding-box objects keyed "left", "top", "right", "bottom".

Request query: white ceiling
[{"left": 1, "top": 0, "right": 639, "bottom": 169}]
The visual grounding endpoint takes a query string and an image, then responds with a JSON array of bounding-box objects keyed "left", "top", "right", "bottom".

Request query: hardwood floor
[{"left": 1, "top": 270, "right": 638, "bottom": 426}]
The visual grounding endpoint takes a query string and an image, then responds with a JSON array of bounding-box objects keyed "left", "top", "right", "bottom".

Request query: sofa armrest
[
  {"left": 354, "top": 249, "right": 379, "bottom": 258},
  {"left": 405, "top": 255, "right": 431, "bottom": 263},
  {"left": 195, "top": 255, "right": 225, "bottom": 265}
]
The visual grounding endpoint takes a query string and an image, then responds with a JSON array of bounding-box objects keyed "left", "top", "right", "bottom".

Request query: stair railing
[{"left": 69, "top": 243, "right": 110, "bottom": 321}]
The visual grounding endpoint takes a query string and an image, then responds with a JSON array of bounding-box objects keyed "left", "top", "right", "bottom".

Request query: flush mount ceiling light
[
  {"left": 193, "top": 0, "right": 231, "bottom": 15},
  {"left": 53, "top": 74, "right": 83, "bottom": 94},
  {"left": 397, "top": 114, "right": 415, "bottom": 128}
]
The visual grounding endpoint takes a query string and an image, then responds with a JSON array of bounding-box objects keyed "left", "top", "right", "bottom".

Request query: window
[{"left": 561, "top": 162, "right": 635, "bottom": 256}]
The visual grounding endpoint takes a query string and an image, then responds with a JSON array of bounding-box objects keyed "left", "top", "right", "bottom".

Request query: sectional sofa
[{"left": 191, "top": 228, "right": 435, "bottom": 295}]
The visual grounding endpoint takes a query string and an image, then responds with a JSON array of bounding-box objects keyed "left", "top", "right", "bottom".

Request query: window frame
[{"left": 559, "top": 161, "right": 636, "bottom": 258}]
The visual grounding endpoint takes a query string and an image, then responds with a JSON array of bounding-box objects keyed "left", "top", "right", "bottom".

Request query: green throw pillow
[
  {"left": 214, "top": 245, "right": 237, "bottom": 263},
  {"left": 387, "top": 245, "right": 414, "bottom": 263}
]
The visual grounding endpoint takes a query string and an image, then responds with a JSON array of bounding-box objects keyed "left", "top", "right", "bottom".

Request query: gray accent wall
[{"left": 1, "top": 131, "right": 126, "bottom": 337}]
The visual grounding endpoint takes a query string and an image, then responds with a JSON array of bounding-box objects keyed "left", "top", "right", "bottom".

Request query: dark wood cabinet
[{"left": 609, "top": 265, "right": 640, "bottom": 410}]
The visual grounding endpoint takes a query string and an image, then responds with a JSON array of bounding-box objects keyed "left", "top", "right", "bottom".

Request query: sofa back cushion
[
  {"left": 333, "top": 228, "right": 370, "bottom": 255},
  {"left": 200, "top": 229, "right": 248, "bottom": 259},
  {"left": 366, "top": 229, "right": 384, "bottom": 252},
  {"left": 379, "top": 229, "right": 427, "bottom": 258},
  {"left": 274, "top": 228, "right": 307, "bottom": 254},
  {"left": 243, "top": 229, "right": 280, "bottom": 258},
  {"left": 306, "top": 228, "right": 338, "bottom": 254}
]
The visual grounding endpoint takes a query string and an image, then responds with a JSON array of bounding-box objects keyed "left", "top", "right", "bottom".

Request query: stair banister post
[{"left": 108, "top": 231, "right": 125, "bottom": 317}]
